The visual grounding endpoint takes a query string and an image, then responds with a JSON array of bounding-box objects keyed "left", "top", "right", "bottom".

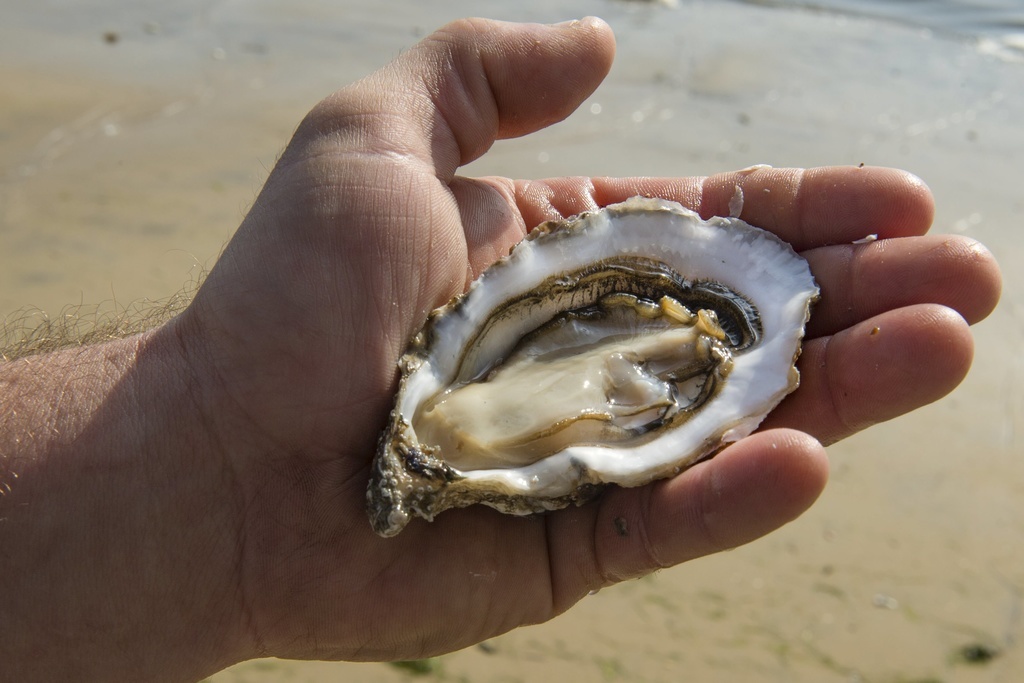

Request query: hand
[
  {"left": 0, "top": 17, "right": 1001, "bottom": 681},
  {"left": 178, "top": 16, "right": 1000, "bottom": 662}
]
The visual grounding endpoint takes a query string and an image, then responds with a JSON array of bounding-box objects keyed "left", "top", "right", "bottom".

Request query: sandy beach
[{"left": 1, "top": 1, "right": 1021, "bottom": 681}]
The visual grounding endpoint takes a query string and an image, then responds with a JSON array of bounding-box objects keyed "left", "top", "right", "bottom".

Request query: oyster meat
[{"left": 368, "top": 197, "right": 818, "bottom": 536}]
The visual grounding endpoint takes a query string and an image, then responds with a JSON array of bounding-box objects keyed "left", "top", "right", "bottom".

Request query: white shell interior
[{"left": 396, "top": 197, "right": 817, "bottom": 498}]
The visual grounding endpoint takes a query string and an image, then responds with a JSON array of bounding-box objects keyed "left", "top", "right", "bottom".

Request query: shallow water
[
  {"left": 751, "top": 0, "right": 1024, "bottom": 37},
  {"left": 2, "top": 0, "right": 1022, "bottom": 681}
]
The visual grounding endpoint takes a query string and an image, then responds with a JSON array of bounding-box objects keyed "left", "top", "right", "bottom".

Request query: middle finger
[{"left": 802, "top": 234, "right": 1001, "bottom": 338}]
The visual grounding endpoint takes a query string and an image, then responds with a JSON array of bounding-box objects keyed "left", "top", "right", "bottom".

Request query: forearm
[{"left": 0, "top": 321, "right": 248, "bottom": 681}]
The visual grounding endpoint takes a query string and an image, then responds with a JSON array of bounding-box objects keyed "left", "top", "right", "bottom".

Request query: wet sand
[{"left": 2, "top": 1, "right": 1021, "bottom": 681}]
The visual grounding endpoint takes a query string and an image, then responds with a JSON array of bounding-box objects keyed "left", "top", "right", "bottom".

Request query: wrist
[{"left": 0, "top": 319, "right": 251, "bottom": 681}]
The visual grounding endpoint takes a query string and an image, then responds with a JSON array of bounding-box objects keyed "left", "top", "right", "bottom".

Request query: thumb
[{"left": 293, "top": 17, "right": 616, "bottom": 180}]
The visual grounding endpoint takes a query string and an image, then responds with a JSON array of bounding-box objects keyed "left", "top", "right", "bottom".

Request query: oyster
[{"left": 368, "top": 197, "right": 818, "bottom": 537}]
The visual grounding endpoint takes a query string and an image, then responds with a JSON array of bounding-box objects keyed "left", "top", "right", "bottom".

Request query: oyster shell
[{"left": 368, "top": 197, "right": 818, "bottom": 537}]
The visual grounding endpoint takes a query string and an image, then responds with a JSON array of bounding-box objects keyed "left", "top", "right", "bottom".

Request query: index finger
[{"left": 514, "top": 165, "right": 935, "bottom": 250}]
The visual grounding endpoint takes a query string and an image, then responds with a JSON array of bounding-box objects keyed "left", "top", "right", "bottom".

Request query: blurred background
[{"left": 2, "top": 1, "right": 1021, "bottom": 681}]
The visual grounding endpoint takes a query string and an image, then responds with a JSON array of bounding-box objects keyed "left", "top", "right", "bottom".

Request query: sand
[{"left": 1, "top": 1, "right": 1021, "bottom": 681}]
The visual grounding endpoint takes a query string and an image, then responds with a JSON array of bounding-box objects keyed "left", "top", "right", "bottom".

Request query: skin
[{"left": 0, "top": 17, "right": 1002, "bottom": 682}]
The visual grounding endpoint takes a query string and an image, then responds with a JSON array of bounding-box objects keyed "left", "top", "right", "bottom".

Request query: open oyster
[{"left": 368, "top": 197, "right": 818, "bottom": 537}]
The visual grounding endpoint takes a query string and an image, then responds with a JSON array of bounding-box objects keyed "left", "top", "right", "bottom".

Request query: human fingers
[
  {"left": 503, "top": 173, "right": 980, "bottom": 434},
  {"left": 511, "top": 173, "right": 998, "bottom": 330},
  {"left": 547, "top": 429, "right": 828, "bottom": 606},
  {"left": 292, "top": 18, "right": 615, "bottom": 179},
  {"left": 761, "top": 303, "right": 973, "bottom": 444},
  {"left": 803, "top": 235, "right": 1002, "bottom": 337},
  {"left": 512, "top": 166, "right": 934, "bottom": 250}
]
